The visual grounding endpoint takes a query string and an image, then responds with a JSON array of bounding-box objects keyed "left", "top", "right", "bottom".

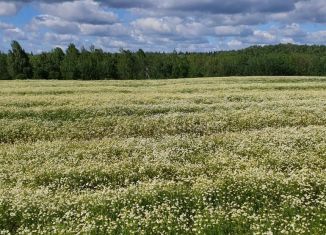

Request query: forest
[{"left": 1, "top": 40, "right": 326, "bottom": 80}]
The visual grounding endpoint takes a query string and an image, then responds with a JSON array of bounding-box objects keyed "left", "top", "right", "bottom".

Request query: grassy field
[{"left": 0, "top": 77, "right": 325, "bottom": 234}]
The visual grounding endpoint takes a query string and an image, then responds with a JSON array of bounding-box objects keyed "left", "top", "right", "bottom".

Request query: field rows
[{"left": 0, "top": 77, "right": 325, "bottom": 234}]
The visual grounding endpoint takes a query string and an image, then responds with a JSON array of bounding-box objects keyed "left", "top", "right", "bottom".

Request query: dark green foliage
[
  {"left": 7, "top": 41, "right": 33, "bottom": 79},
  {"left": 31, "top": 53, "right": 48, "bottom": 79},
  {"left": 2, "top": 41, "right": 326, "bottom": 80},
  {"left": 136, "top": 49, "right": 149, "bottom": 79},
  {"left": 117, "top": 49, "right": 139, "bottom": 80},
  {"left": 0, "top": 52, "right": 11, "bottom": 80},
  {"left": 76, "top": 47, "right": 118, "bottom": 80},
  {"left": 60, "top": 44, "right": 80, "bottom": 80},
  {"left": 102, "top": 54, "right": 118, "bottom": 79},
  {"left": 30, "top": 48, "right": 65, "bottom": 80},
  {"left": 48, "top": 48, "right": 65, "bottom": 80}
]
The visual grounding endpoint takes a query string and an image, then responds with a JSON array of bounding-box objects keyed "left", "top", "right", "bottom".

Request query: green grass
[{"left": 0, "top": 77, "right": 325, "bottom": 234}]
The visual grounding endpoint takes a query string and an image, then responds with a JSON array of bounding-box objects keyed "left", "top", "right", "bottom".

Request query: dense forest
[{"left": 1, "top": 40, "right": 326, "bottom": 80}]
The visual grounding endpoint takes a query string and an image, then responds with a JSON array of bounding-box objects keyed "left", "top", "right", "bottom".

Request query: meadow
[{"left": 0, "top": 77, "right": 325, "bottom": 234}]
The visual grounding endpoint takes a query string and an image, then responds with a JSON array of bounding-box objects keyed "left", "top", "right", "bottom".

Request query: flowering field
[{"left": 0, "top": 77, "right": 325, "bottom": 234}]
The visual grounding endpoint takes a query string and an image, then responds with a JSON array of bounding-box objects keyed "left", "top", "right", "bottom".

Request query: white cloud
[
  {"left": 306, "top": 31, "right": 326, "bottom": 44},
  {"left": 0, "top": 22, "right": 16, "bottom": 30},
  {"left": 253, "top": 30, "right": 277, "bottom": 42},
  {"left": 2, "top": 0, "right": 326, "bottom": 51},
  {"left": 30, "top": 15, "right": 80, "bottom": 34},
  {"left": 214, "top": 26, "right": 253, "bottom": 37},
  {"left": 132, "top": 17, "right": 176, "bottom": 34},
  {"left": 227, "top": 39, "right": 245, "bottom": 50},
  {"left": 0, "top": 2, "right": 21, "bottom": 16},
  {"left": 44, "top": 32, "right": 79, "bottom": 43},
  {"left": 80, "top": 23, "right": 129, "bottom": 37},
  {"left": 40, "top": 0, "right": 118, "bottom": 25},
  {"left": 3, "top": 28, "right": 27, "bottom": 41}
]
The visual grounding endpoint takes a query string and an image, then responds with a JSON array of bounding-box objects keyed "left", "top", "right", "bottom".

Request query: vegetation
[
  {"left": 0, "top": 77, "right": 325, "bottom": 234},
  {"left": 2, "top": 41, "right": 326, "bottom": 80},
  {"left": 6, "top": 41, "right": 32, "bottom": 80}
]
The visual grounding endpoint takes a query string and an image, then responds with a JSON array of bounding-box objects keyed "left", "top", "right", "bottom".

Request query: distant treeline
[{"left": 1, "top": 40, "right": 326, "bottom": 80}]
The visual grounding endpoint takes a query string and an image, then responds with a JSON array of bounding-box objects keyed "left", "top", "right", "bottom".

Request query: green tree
[
  {"left": 3, "top": 42, "right": 326, "bottom": 80},
  {"left": 48, "top": 48, "right": 65, "bottom": 80},
  {"left": 176, "top": 54, "right": 190, "bottom": 78},
  {"left": 101, "top": 53, "right": 118, "bottom": 79},
  {"left": 0, "top": 52, "right": 11, "bottom": 80},
  {"left": 31, "top": 52, "right": 49, "bottom": 79},
  {"left": 78, "top": 48, "right": 96, "bottom": 80},
  {"left": 60, "top": 44, "right": 80, "bottom": 80},
  {"left": 118, "top": 49, "right": 137, "bottom": 80},
  {"left": 7, "top": 41, "right": 32, "bottom": 79},
  {"left": 30, "top": 48, "right": 64, "bottom": 80},
  {"left": 136, "top": 49, "right": 149, "bottom": 79}
]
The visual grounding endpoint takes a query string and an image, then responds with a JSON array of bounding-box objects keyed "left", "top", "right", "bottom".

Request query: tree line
[{"left": 1, "top": 40, "right": 326, "bottom": 80}]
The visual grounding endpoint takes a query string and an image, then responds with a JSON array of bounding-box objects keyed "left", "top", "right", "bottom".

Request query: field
[{"left": 0, "top": 77, "right": 325, "bottom": 234}]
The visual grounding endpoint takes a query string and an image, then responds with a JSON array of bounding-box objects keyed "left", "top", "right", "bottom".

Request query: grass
[{"left": 0, "top": 76, "right": 325, "bottom": 234}]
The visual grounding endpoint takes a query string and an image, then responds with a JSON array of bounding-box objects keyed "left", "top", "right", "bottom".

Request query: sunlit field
[{"left": 0, "top": 77, "right": 325, "bottom": 234}]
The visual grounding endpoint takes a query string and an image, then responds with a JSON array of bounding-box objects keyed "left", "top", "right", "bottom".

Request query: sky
[{"left": 0, "top": 0, "right": 326, "bottom": 53}]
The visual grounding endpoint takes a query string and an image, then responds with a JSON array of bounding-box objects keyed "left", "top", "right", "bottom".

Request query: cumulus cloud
[
  {"left": 80, "top": 23, "right": 129, "bottom": 37},
  {"left": 3, "top": 28, "right": 28, "bottom": 41},
  {"left": 214, "top": 26, "right": 253, "bottom": 37},
  {"left": 44, "top": 32, "right": 79, "bottom": 44},
  {"left": 0, "top": 22, "right": 16, "bottom": 30},
  {"left": 2, "top": 0, "right": 326, "bottom": 51},
  {"left": 306, "top": 31, "right": 326, "bottom": 44},
  {"left": 0, "top": 1, "right": 22, "bottom": 16},
  {"left": 30, "top": 15, "right": 80, "bottom": 34},
  {"left": 0, "top": 21, "right": 29, "bottom": 43},
  {"left": 39, "top": 0, "right": 118, "bottom": 25},
  {"left": 158, "top": 0, "right": 295, "bottom": 14},
  {"left": 292, "top": 0, "right": 326, "bottom": 23}
]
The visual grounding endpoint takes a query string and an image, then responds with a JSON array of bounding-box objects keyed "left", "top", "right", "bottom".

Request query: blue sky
[{"left": 0, "top": 0, "right": 326, "bottom": 53}]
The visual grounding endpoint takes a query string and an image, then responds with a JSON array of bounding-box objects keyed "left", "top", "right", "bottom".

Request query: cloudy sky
[{"left": 0, "top": 0, "right": 325, "bottom": 52}]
